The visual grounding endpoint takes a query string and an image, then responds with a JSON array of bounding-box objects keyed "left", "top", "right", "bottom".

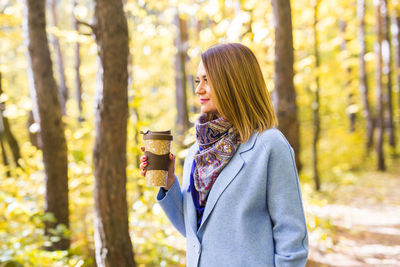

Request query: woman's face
[{"left": 195, "top": 61, "right": 218, "bottom": 115}]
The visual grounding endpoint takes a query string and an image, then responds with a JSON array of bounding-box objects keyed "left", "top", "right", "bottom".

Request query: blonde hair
[{"left": 201, "top": 43, "right": 278, "bottom": 143}]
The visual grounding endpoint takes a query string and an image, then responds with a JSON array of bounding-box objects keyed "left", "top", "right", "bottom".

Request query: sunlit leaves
[{"left": 0, "top": 0, "right": 399, "bottom": 265}]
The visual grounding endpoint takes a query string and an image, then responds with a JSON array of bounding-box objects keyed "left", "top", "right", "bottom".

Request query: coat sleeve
[
  {"left": 156, "top": 176, "right": 186, "bottom": 237},
  {"left": 263, "top": 132, "right": 309, "bottom": 267}
]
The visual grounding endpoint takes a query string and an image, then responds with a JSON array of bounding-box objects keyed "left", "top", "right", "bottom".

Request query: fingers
[
  {"left": 140, "top": 160, "right": 147, "bottom": 177},
  {"left": 140, "top": 150, "right": 174, "bottom": 178},
  {"left": 140, "top": 147, "right": 147, "bottom": 177},
  {"left": 140, "top": 161, "right": 148, "bottom": 169}
]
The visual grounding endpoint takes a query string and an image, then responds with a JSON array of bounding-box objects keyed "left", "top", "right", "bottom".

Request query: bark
[
  {"left": 375, "top": 1, "right": 386, "bottom": 170},
  {"left": 191, "top": 18, "right": 203, "bottom": 115},
  {"left": 271, "top": 0, "right": 301, "bottom": 171},
  {"left": 26, "top": 0, "right": 70, "bottom": 250},
  {"left": 312, "top": 0, "right": 321, "bottom": 190},
  {"left": 0, "top": 132, "right": 10, "bottom": 177},
  {"left": 0, "top": 70, "right": 22, "bottom": 168},
  {"left": 174, "top": 11, "right": 190, "bottom": 137},
  {"left": 392, "top": 10, "right": 400, "bottom": 148},
  {"left": 381, "top": 0, "right": 396, "bottom": 149},
  {"left": 23, "top": 10, "right": 42, "bottom": 149},
  {"left": 72, "top": 0, "right": 83, "bottom": 122},
  {"left": 49, "top": 0, "right": 68, "bottom": 116},
  {"left": 0, "top": 81, "right": 10, "bottom": 176},
  {"left": 357, "top": 0, "right": 374, "bottom": 152},
  {"left": 92, "top": 0, "right": 135, "bottom": 265},
  {"left": 339, "top": 20, "right": 356, "bottom": 133}
]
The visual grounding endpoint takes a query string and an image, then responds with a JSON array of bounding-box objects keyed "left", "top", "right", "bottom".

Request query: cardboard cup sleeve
[{"left": 141, "top": 130, "right": 173, "bottom": 187}]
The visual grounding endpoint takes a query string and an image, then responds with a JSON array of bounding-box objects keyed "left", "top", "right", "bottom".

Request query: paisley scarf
[{"left": 193, "top": 113, "right": 240, "bottom": 205}]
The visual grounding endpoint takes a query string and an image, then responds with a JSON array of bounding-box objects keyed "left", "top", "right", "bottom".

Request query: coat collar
[{"left": 185, "top": 132, "right": 258, "bottom": 234}]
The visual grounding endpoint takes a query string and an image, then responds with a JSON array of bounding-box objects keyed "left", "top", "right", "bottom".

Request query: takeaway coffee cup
[{"left": 140, "top": 130, "right": 173, "bottom": 187}]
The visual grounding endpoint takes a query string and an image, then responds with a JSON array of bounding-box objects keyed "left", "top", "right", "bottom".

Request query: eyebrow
[{"left": 195, "top": 75, "right": 207, "bottom": 80}]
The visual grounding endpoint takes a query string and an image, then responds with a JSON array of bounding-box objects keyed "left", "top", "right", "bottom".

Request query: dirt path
[{"left": 305, "top": 166, "right": 400, "bottom": 266}]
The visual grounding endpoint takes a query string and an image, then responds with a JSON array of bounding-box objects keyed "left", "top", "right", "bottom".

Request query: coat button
[{"left": 192, "top": 244, "right": 201, "bottom": 254}]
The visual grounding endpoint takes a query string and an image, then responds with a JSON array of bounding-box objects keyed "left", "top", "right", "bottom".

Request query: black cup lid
[{"left": 140, "top": 130, "right": 173, "bottom": 140}]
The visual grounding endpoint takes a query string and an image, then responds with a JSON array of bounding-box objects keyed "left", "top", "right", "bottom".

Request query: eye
[{"left": 195, "top": 79, "right": 200, "bottom": 84}]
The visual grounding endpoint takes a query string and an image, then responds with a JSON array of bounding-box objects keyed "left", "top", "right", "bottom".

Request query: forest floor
[{"left": 305, "top": 162, "right": 400, "bottom": 267}]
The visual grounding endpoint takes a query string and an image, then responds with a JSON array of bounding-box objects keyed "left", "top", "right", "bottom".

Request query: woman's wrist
[{"left": 162, "top": 174, "right": 176, "bottom": 191}]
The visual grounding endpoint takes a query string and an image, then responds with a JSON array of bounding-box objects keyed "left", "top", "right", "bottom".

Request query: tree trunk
[
  {"left": 312, "top": 0, "right": 321, "bottom": 190},
  {"left": 0, "top": 70, "right": 22, "bottom": 168},
  {"left": 339, "top": 20, "right": 357, "bottom": 133},
  {"left": 392, "top": 10, "right": 400, "bottom": 149},
  {"left": 357, "top": 0, "right": 374, "bottom": 152},
  {"left": 72, "top": 0, "right": 83, "bottom": 122},
  {"left": 23, "top": 10, "right": 42, "bottom": 149},
  {"left": 0, "top": 82, "right": 10, "bottom": 176},
  {"left": 0, "top": 132, "right": 10, "bottom": 177},
  {"left": 174, "top": 11, "right": 190, "bottom": 137},
  {"left": 381, "top": 0, "right": 396, "bottom": 149},
  {"left": 26, "top": 0, "right": 70, "bottom": 250},
  {"left": 271, "top": 0, "right": 302, "bottom": 171},
  {"left": 49, "top": 0, "right": 68, "bottom": 116},
  {"left": 375, "top": 0, "right": 386, "bottom": 170},
  {"left": 92, "top": 0, "right": 135, "bottom": 265}
]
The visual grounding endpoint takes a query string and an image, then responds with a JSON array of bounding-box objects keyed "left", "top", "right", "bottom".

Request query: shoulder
[
  {"left": 256, "top": 128, "right": 292, "bottom": 152},
  {"left": 256, "top": 128, "right": 298, "bottom": 171}
]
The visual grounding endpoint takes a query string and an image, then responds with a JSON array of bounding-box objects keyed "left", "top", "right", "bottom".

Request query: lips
[{"left": 200, "top": 99, "right": 209, "bottom": 104}]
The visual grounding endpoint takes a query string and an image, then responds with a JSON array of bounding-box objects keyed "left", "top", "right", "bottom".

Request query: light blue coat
[{"left": 157, "top": 128, "right": 308, "bottom": 267}]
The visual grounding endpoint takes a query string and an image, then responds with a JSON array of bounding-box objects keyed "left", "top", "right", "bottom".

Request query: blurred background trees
[{"left": 0, "top": 0, "right": 399, "bottom": 266}]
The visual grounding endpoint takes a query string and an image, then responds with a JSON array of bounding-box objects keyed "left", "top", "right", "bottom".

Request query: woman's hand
[{"left": 140, "top": 147, "right": 176, "bottom": 190}]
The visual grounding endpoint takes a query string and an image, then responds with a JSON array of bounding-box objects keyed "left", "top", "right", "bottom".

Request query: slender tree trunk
[
  {"left": 1, "top": 117, "right": 22, "bottom": 168},
  {"left": 49, "top": 0, "right": 68, "bottom": 116},
  {"left": 174, "top": 11, "right": 190, "bottom": 137},
  {"left": 375, "top": 0, "right": 386, "bottom": 170},
  {"left": 191, "top": 18, "right": 203, "bottom": 115},
  {"left": 123, "top": 2, "right": 141, "bottom": 169},
  {"left": 72, "top": 0, "right": 83, "bottom": 122},
  {"left": 381, "top": 0, "right": 396, "bottom": 149},
  {"left": 92, "top": 0, "right": 135, "bottom": 265},
  {"left": 26, "top": 0, "right": 70, "bottom": 250},
  {"left": 0, "top": 86, "right": 10, "bottom": 176},
  {"left": 392, "top": 10, "right": 400, "bottom": 149},
  {"left": 271, "top": 0, "right": 301, "bottom": 171},
  {"left": 312, "top": 0, "right": 321, "bottom": 190},
  {"left": 358, "top": 0, "right": 374, "bottom": 152},
  {"left": 339, "top": 20, "right": 356, "bottom": 133},
  {"left": 186, "top": 18, "right": 196, "bottom": 118},
  {"left": 23, "top": 9, "right": 42, "bottom": 149},
  {"left": 0, "top": 70, "right": 21, "bottom": 168},
  {"left": 0, "top": 133, "right": 10, "bottom": 177}
]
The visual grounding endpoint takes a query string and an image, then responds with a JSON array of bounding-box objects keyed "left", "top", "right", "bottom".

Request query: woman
[{"left": 140, "top": 43, "right": 308, "bottom": 267}]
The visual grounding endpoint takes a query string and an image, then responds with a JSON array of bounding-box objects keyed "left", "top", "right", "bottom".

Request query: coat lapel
[{"left": 198, "top": 133, "right": 258, "bottom": 232}]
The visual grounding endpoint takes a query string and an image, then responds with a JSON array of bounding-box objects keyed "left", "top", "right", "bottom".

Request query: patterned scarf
[{"left": 194, "top": 113, "right": 240, "bottom": 205}]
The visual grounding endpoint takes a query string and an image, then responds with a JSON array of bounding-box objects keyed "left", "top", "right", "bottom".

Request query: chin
[{"left": 201, "top": 110, "right": 219, "bottom": 118}]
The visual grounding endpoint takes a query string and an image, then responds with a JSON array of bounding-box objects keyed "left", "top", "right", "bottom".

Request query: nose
[{"left": 195, "top": 82, "right": 206, "bottom": 95}]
